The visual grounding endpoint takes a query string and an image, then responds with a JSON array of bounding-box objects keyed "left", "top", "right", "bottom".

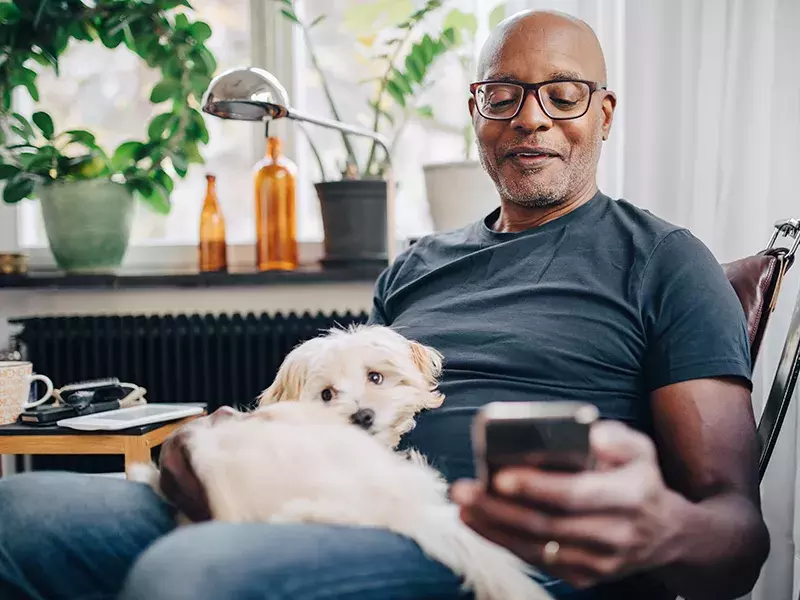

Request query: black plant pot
[{"left": 315, "top": 179, "right": 388, "bottom": 267}]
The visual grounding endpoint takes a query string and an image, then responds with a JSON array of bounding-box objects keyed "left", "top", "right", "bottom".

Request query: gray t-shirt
[{"left": 369, "top": 191, "right": 751, "bottom": 485}]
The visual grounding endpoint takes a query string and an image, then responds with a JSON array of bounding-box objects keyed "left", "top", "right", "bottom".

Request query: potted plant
[
  {"left": 278, "top": 0, "right": 460, "bottom": 265},
  {"left": 0, "top": 0, "right": 214, "bottom": 273},
  {"left": 423, "top": 3, "right": 508, "bottom": 232}
]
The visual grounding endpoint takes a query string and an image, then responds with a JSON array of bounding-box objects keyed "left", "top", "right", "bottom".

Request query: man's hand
[
  {"left": 158, "top": 406, "right": 243, "bottom": 522},
  {"left": 450, "top": 420, "right": 682, "bottom": 589}
]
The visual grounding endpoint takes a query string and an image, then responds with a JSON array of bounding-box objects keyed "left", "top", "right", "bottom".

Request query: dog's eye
[
  {"left": 367, "top": 371, "right": 383, "bottom": 385},
  {"left": 321, "top": 388, "right": 334, "bottom": 402}
]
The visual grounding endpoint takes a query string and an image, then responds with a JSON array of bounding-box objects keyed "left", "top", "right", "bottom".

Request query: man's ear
[
  {"left": 601, "top": 91, "right": 617, "bottom": 141},
  {"left": 409, "top": 340, "right": 444, "bottom": 389},
  {"left": 257, "top": 353, "right": 308, "bottom": 406},
  {"left": 468, "top": 96, "right": 476, "bottom": 119}
]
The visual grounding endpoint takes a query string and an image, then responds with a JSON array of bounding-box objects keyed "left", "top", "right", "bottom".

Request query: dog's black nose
[{"left": 350, "top": 408, "right": 375, "bottom": 429}]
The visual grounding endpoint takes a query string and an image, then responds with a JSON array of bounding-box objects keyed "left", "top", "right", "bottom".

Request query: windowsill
[{"left": 0, "top": 262, "right": 386, "bottom": 290}]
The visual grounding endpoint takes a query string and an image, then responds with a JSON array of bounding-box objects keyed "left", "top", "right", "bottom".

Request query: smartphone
[{"left": 472, "top": 401, "right": 599, "bottom": 493}]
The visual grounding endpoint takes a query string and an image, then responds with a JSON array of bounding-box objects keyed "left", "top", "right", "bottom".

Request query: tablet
[{"left": 57, "top": 403, "right": 205, "bottom": 431}]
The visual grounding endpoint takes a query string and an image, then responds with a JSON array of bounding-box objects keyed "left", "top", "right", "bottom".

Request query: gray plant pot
[
  {"left": 315, "top": 179, "right": 388, "bottom": 267},
  {"left": 37, "top": 179, "right": 134, "bottom": 274}
]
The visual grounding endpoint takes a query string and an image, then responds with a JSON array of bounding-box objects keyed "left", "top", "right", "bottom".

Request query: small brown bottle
[
  {"left": 198, "top": 173, "right": 228, "bottom": 272},
  {"left": 254, "top": 136, "right": 298, "bottom": 271}
]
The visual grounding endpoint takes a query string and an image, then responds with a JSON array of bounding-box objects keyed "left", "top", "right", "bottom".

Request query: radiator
[
  {"left": 9, "top": 311, "right": 370, "bottom": 472},
  {"left": 12, "top": 311, "right": 370, "bottom": 411}
]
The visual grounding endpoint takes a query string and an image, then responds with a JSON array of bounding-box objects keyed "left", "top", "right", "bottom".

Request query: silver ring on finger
[{"left": 542, "top": 540, "right": 560, "bottom": 565}]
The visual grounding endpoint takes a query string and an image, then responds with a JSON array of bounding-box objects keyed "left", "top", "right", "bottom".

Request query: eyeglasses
[{"left": 469, "top": 79, "right": 607, "bottom": 121}]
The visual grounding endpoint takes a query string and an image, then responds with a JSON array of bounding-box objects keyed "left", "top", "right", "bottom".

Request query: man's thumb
[{"left": 590, "top": 420, "right": 655, "bottom": 468}]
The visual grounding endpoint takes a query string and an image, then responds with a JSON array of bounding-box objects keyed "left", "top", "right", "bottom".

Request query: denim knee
[
  {"left": 119, "top": 521, "right": 468, "bottom": 600},
  {"left": 0, "top": 472, "right": 176, "bottom": 600}
]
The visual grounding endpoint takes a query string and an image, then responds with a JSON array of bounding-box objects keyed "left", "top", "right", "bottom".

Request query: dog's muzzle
[{"left": 350, "top": 408, "right": 375, "bottom": 430}]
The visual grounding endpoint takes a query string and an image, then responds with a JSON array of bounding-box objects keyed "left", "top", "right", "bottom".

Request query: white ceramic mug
[{"left": 0, "top": 361, "right": 54, "bottom": 425}]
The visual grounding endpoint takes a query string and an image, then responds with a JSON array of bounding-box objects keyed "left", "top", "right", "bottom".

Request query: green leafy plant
[
  {"left": 0, "top": 0, "right": 215, "bottom": 213},
  {"left": 278, "top": 0, "right": 460, "bottom": 180}
]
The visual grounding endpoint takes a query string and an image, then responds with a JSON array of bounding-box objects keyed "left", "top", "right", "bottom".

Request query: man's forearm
[{"left": 652, "top": 490, "right": 770, "bottom": 600}]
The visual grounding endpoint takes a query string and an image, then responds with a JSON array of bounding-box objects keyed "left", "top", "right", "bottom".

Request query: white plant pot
[{"left": 423, "top": 160, "right": 499, "bottom": 232}]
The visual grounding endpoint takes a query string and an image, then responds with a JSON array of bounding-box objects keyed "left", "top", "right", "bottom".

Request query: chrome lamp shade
[{"left": 202, "top": 67, "right": 290, "bottom": 121}]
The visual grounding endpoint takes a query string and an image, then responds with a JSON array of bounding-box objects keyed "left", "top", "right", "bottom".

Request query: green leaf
[
  {"left": 32, "top": 48, "right": 59, "bottom": 74},
  {"left": 147, "top": 113, "right": 175, "bottom": 141},
  {"left": 404, "top": 50, "right": 426, "bottom": 83},
  {"left": 391, "top": 69, "right": 413, "bottom": 94},
  {"left": 3, "top": 176, "right": 35, "bottom": 203},
  {"left": 188, "top": 109, "right": 209, "bottom": 144},
  {"left": 171, "top": 151, "right": 188, "bottom": 176},
  {"left": 309, "top": 14, "right": 326, "bottom": 28},
  {"left": 420, "top": 34, "right": 435, "bottom": 63},
  {"left": 194, "top": 46, "right": 217, "bottom": 77},
  {"left": 143, "top": 182, "right": 170, "bottom": 214},
  {"left": 0, "top": 2, "right": 21, "bottom": 25},
  {"left": 150, "top": 80, "right": 180, "bottom": 103},
  {"left": 386, "top": 80, "right": 406, "bottom": 107},
  {"left": 280, "top": 8, "right": 300, "bottom": 24},
  {"left": 489, "top": 3, "right": 507, "bottom": 29},
  {"left": 64, "top": 130, "right": 97, "bottom": 147},
  {"left": 416, "top": 105, "right": 434, "bottom": 118},
  {"left": 153, "top": 169, "right": 175, "bottom": 194},
  {"left": 441, "top": 27, "right": 457, "bottom": 47},
  {"left": 22, "top": 79, "right": 39, "bottom": 101},
  {"left": 32, "top": 112, "right": 54, "bottom": 140},
  {"left": 189, "top": 22, "right": 212, "bottom": 43},
  {"left": 0, "top": 164, "right": 21, "bottom": 180},
  {"left": 190, "top": 73, "right": 211, "bottom": 98},
  {"left": 12, "top": 113, "right": 35, "bottom": 141},
  {"left": 183, "top": 142, "right": 204, "bottom": 164},
  {"left": 175, "top": 14, "right": 190, "bottom": 30},
  {"left": 111, "top": 141, "right": 145, "bottom": 171}
]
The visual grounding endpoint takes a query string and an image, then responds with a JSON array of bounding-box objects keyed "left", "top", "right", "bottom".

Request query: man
[{"left": 0, "top": 10, "right": 768, "bottom": 600}]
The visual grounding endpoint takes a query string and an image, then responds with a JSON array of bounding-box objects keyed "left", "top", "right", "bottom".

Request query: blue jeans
[{"left": 0, "top": 472, "right": 584, "bottom": 600}]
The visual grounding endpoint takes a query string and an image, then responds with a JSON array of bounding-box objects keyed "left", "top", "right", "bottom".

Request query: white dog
[
  {"left": 257, "top": 324, "right": 446, "bottom": 460},
  {"left": 132, "top": 325, "right": 552, "bottom": 600}
]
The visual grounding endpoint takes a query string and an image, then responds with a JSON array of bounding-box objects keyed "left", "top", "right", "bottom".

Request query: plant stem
[
  {"left": 364, "top": 26, "right": 415, "bottom": 176},
  {"left": 297, "top": 121, "right": 327, "bottom": 182},
  {"left": 294, "top": 2, "right": 359, "bottom": 174}
]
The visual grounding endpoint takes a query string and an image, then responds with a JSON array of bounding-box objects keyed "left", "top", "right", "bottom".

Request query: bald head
[
  {"left": 477, "top": 10, "right": 607, "bottom": 84},
  {"left": 469, "top": 9, "right": 617, "bottom": 214}
]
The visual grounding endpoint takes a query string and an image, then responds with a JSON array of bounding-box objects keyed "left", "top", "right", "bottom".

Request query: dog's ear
[
  {"left": 409, "top": 340, "right": 444, "bottom": 388},
  {"left": 257, "top": 352, "right": 309, "bottom": 406}
]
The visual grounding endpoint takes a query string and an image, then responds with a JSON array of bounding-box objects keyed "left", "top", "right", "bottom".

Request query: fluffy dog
[
  {"left": 257, "top": 324, "right": 445, "bottom": 452},
  {"left": 132, "top": 325, "right": 552, "bottom": 600}
]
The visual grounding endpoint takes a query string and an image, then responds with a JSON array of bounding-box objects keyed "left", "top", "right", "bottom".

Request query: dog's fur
[
  {"left": 132, "top": 325, "right": 552, "bottom": 600},
  {"left": 257, "top": 324, "right": 446, "bottom": 449}
]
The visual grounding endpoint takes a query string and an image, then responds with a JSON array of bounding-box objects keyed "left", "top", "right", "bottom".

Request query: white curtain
[{"left": 622, "top": 0, "right": 800, "bottom": 598}]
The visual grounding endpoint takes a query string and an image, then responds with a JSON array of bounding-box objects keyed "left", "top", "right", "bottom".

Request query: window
[{"left": 15, "top": 0, "right": 625, "bottom": 259}]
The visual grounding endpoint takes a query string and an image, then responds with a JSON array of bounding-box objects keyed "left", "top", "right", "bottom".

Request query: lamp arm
[{"left": 286, "top": 109, "right": 392, "bottom": 167}]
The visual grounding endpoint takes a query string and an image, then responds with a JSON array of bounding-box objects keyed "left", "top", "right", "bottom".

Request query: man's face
[{"left": 470, "top": 20, "right": 615, "bottom": 208}]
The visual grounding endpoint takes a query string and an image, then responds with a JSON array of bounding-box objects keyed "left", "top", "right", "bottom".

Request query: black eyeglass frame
[{"left": 469, "top": 78, "right": 608, "bottom": 121}]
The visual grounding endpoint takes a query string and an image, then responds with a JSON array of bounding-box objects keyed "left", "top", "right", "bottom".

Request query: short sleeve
[{"left": 640, "top": 229, "right": 752, "bottom": 392}]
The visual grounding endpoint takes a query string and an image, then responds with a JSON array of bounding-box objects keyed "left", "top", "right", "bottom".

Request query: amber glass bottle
[
  {"left": 254, "top": 136, "right": 298, "bottom": 271},
  {"left": 198, "top": 173, "right": 228, "bottom": 272}
]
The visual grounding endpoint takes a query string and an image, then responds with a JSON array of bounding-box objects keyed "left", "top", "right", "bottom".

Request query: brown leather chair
[{"left": 721, "top": 218, "right": 800, "bottom": 481}]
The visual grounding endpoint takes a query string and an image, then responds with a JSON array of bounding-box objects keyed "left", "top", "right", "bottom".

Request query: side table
[{"left": 0, "top": 414, "right": 203, "bottom": 478}]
